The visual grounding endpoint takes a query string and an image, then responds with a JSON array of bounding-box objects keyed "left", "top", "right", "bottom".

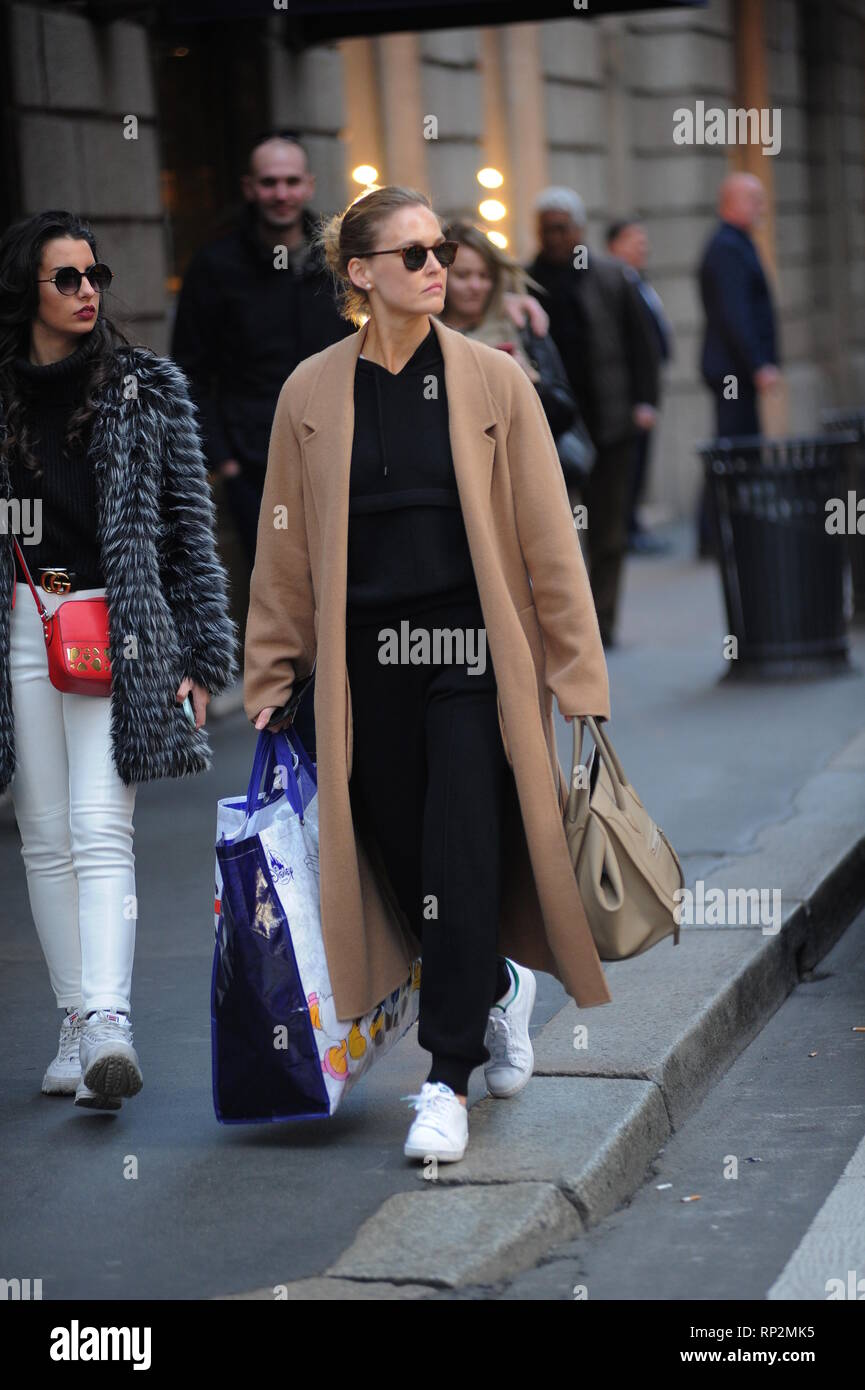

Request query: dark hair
[
  {"left": 0, "top": 210, "right": 131, "bottom": 478},
  {"left": 316, "top": 185, "right": 440, "bottom": 326},
  {"left": 247, "top": 129, "right": 310, "bottom": 173},
  {"left": 606, "top": 218, "right": 639, "bottom": 247}
]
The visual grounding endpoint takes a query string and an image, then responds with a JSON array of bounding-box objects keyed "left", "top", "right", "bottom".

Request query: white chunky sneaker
[
  {"left": 79, "top": 1009, "right": 143, "bottom": 1100},
  {"left": 73, "top": 1078, "right": 122, "bottom": 1111},
  {"left": 42, "top": 1010, "right": 83, "bottom": 1095},
  {"left": 402, "top": 1081, "right": 468, "bottom": 1162},
  {"left": 483, "top": 960, "right": 537, "bottom": 1098}
]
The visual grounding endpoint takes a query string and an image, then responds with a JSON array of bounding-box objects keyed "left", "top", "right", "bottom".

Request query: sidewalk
[{"left": 226, "top": 521, "right": 865, "bottom": 1299}]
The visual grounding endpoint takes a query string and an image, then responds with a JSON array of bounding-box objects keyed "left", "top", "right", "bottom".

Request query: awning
[{"left": 172, "top": 0, "right": 708, "bottom": 40}]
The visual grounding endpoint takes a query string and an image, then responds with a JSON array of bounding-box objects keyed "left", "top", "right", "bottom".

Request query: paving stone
[
  {"left": 326, "top": 1182, "right": 581, "bottom": 1288},
  {"left": 428, "top": 1077, "right": 669, "bottom": 1226}
]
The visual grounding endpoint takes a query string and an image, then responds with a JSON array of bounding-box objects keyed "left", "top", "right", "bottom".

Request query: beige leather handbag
[{"left": 564, "top": 717, "right": 684, "bottom": 960}]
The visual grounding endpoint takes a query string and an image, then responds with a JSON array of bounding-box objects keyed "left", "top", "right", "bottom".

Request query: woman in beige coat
[{"left": 243, "top": 185, "right": 611, "bottom": 1164}]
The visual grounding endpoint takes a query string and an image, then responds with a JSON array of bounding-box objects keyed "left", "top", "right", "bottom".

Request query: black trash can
[
  {"left": 697, "top": 432, "right": 859, "bottom": 679},
  {"left": 821, "top": 407, "right": 865, "bottom": 622}
]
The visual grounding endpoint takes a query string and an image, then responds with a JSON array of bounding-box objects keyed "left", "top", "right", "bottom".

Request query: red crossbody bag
[{"left": 11, "top": 537, "right": 112, "bottom": 696}]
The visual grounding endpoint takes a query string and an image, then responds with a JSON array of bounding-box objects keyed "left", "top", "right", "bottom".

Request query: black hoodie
[
  {"left": 10, "top": 332, "right": 105, "bottom": 587},
  {"left": 346, "top": 323, "right": 480, "bottom": 625}
]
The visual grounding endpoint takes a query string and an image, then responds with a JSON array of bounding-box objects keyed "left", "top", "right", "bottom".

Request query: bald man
[
  {"left": 697, "top": 173, "right": 780, "bottom": 555},
  {"left": 171, "top": 133, "right": 355, "bottom": 572}
]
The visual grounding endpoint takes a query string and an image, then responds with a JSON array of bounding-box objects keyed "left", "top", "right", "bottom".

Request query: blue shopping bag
[
  {"left": 211, "top": 727, "right": 328, "bottom": 1122},
  {"left": 211, "top": 726, "right": 420, "bottom": 1123}
]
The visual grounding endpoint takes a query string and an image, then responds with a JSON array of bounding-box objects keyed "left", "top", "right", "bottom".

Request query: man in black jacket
[
  {"left": 171, "top": 132, "right": 353, "bottom": 756},
  {"left": 527, "top": 187, "right": 660, "bottom": 646},
  {"left": 697, "top": 172, "right": 781, "bottom": 555},
  {"left": 171, "top": 133, "right": 354, "bottom": 568}
]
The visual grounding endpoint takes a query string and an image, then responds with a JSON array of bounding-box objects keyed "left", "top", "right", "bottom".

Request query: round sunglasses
[
  {"left": 363, "top": 241, "right": 458, "bottom": 272},
  {"left": 37, "top": 263, "right": 113, "bottom": 296}
]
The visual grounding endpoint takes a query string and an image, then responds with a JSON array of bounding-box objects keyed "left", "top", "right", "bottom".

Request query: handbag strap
[
  {"left": 586, "top": 715, "right": 629, "bottom": 788},
  {"left": 559, "top": 721, "right": 610, "bottom": 965},
  {"left": 11, "top": 536, "right": 50, "bottom": 626},
  {"left": 571, "top": 716, "right": 687, "bottom": 896},
  {"left": 567, "top": 716, "right": 629, "bottom": 820}
]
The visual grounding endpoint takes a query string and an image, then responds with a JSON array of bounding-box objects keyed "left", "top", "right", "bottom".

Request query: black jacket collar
[{"left": 237, "top": 202, "right": 324, "bottom": 277}]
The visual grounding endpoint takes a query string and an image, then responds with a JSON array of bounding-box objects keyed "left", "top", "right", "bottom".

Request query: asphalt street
[{"left": 490, "top": 905, "right": 865, "bottom": 1301}]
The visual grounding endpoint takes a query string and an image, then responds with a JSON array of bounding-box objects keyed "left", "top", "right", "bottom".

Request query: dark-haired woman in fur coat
[{"left": 0, "top": 210, "right": 237, "bottom": 1112}]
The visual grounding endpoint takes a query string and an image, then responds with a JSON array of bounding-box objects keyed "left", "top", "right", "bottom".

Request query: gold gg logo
[
  {"left": 41, "top": 571, "right": 71, "bottom": 594},
  {"left": 66, "top": 645, "right": 111, "bottom": 674}
]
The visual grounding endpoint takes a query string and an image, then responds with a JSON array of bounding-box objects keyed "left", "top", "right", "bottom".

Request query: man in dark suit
[
  {"left": 607, "top": 218, "right": 674, "bottom": 555},
  {"left": 697, "top": 173, "right": 781, "bottom": 555},
  {"left": 527, "top": 188, "right": 660, "bottom": 647}
]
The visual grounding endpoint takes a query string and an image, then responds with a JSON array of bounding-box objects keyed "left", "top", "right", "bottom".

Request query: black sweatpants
[{"left": 345, "top": 596, "right": 512, "bottom": 1096}]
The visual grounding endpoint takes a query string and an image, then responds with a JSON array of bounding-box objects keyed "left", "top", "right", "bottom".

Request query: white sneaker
[
  {"left": 42, "top": 1010, "right": 83, "bottom": 1095},
  {"left": 402, "top": 1081, "right": 468, "bottom": 1162},
  {"left": 79, "top": 1009, "right": 143, "bottom": 1100},
  {"left": 73, "top": 1078, "right": 122, "bottom": 1111},
  {"left": 483, "top": 960, "right": 537, "bottom": 1098}
]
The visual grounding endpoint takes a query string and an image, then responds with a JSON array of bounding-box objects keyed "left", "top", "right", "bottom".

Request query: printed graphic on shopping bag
[{"left": 213, "top": 729, "right": 420, "bottom": 1119}]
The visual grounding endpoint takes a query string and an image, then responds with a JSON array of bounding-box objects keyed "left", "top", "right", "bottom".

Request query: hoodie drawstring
[{"left": 373, "top": 368, "right": 388, "bottom": 477}]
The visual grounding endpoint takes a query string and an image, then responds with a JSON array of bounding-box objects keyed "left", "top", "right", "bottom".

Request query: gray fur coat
[{"left": 0, "top": 346, "right": 239, "bottom": 793}]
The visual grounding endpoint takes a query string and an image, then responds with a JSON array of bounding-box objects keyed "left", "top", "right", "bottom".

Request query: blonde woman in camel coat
[{"left": 243, "top": 186, "right": 611, "bottom": 1163}]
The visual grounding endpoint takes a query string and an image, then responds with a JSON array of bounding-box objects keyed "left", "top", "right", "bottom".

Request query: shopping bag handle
[
  {"left": 245, "top": 728, "right": 312, "bottom": 818},
  {"left": 278, "top": 725, "right": 316, "bottom": 789},
  {"left": 246, "top": 730, "right": 289, "bottom": 816}
]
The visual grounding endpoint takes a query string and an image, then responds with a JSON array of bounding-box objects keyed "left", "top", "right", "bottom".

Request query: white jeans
[{"left": 8, "top": 581, "right": 137, "bottom": 1014}]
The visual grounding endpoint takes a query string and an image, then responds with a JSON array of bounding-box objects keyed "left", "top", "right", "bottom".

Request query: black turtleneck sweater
[
  {"left": 346, "top": 324, "right": 480, "bottom": 625},
  {"left": 9, "top": 335, "right": 105, "bottom": 588}
]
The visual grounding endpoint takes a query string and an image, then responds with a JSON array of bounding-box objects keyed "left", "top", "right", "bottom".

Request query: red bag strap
[{"left": 11, "top": 536, "right": 49, "bottom": 623}]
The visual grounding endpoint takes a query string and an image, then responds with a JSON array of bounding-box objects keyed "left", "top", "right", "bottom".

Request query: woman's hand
[
  {"left": 253, "top": 705, "right": 293, "bottom": 733},
  {"left": 176, "top": 676, "right": 211, "bottom": 729},
  {"left": 632, "top": 403, "right": 657, "bottom": 432},
  {"left": 502, "top": 292, "right": 549, "bottom": 336}
]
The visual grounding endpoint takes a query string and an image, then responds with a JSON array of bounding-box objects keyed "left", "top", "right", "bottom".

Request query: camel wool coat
[{"left": 243, "top": 313, "right": 613, "bottom": 1022}]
